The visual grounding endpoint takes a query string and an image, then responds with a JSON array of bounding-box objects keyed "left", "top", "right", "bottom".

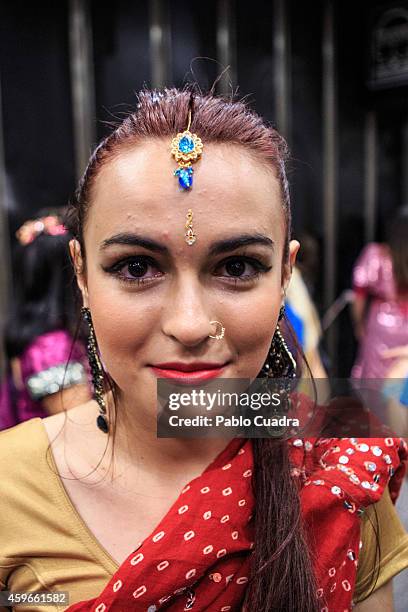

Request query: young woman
[
  {"left": 0, "top": 90, "right": 407, "bottom": 612},
  {"left": 0, "top": 210, "right": 90, "bottom": 429}
]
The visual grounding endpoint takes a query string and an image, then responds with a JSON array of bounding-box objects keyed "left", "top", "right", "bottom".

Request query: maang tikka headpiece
[
  {"left": 171, "top": 109, "right": 203, "bottom": 191},
  {"left": 171, "top": 109, "right": 203, "bottom": 246}
]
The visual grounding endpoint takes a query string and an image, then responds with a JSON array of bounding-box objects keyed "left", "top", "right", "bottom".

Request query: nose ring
[{"left": 209, "top": 320, "right": 225, "bottom": 340}]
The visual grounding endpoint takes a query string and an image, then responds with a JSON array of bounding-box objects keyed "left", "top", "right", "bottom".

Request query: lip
[{"left": 150, "top": 361, "right": 228, "bottom": 384}]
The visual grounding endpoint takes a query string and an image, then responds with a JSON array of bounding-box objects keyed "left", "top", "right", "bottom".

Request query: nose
[{"left": 161, "top": 275, "right": 214, "bottom": 348}]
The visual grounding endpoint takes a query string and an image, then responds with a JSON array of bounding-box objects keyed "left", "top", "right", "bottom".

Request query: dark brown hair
[{"left": 65, "top": 88, "right": 320, "bottom": 611}]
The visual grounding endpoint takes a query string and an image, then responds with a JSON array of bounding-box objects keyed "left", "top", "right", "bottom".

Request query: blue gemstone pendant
[
  {"left": 171, "top": 123, "right": 203, "bottom": 191},
  {"left": 178, "top": 135, "right": 195, "bottom": 154},
  {"left": 175, "top": 166, "right": 193, "bottom": 190}
]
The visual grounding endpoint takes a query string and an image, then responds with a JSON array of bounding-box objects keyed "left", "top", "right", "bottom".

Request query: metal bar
[
  {"left": 273, "top": 0, "right": 291, "bottom": 139},
  {"left": 364, "top": 111, "right": 377, "bottom": 243},
  {"left": 149, "top": 0, "right": 172, "bottom": 89},
  {"left": 216, "top": 0, "right": 236, "bottom": 94},
  {"left": 0, "top": 76, "right": 11, "bottom": 377},
  {"left": 69, "top": 0, "right": 96, "bottom": 179},
  {"left": 322, "top": 0, "right": 338, "bottom": 367}
]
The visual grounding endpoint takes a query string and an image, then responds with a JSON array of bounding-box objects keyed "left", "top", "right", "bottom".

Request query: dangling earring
[
  {"left": 259, "top": 306, "right": 297, "bottom": 436},
  {"left": 81, "top": 306, "right": 109, "bottom": 434},
  {"left": 260, "top": 306, "right": 297, "bottom": 379}
]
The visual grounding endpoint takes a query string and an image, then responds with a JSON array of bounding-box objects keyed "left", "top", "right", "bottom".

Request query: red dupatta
[{"left": 66, "top": 434, "right": 407, "bottom": 612}]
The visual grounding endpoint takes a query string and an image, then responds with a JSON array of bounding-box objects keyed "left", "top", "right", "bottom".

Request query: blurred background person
[
  {"left": 0, "top": 210, "right": 90, "bottom": 430},
  {"left": 351, "top": 206, "right": 408, "bottom": 380}
]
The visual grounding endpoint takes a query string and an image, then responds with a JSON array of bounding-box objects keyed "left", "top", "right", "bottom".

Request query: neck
[{"left": 105, "top": 391, "right": 231, "bottom": 479}]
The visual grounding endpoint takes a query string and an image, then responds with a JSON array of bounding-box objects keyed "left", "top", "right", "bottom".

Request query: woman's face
[{"left": 72, "top": 139, "right": 298, "bottom": 422}]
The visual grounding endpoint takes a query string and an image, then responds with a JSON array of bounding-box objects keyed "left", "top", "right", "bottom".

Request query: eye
[
  {"left": 104, "top": 255, "right": 162, "bottom": 284},
  {"left": 225, "top": 260, "right": 248, "bottom": 277},
  {"left": 216, "top": 256, "right": 272, "bottom": 282},
  {"left": 127, "top": 259, "right": 150, "bottom": 278}
]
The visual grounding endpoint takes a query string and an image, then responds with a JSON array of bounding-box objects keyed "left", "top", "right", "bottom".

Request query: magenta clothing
[
  {"left": 0, "top": 329, "right": 88, "bottom": 430},
  {"left": 352, "top": 243, "right": 408, "bottom": 379}
]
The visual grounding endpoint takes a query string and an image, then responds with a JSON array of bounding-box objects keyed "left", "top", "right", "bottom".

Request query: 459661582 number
[{"left": 0, "top": 591, "right": 69, "bottom": 606}]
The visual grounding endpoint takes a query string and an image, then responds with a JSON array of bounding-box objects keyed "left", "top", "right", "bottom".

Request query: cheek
[
  {"left": 219, "top": 274, "right": 283, "bottom": 378},
  {"left": 86, "top": 274, "right": 159, "bottom": 376}
]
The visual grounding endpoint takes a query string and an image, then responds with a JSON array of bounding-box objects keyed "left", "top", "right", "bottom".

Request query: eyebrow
[
  {"left": 208, "top": 234, "right": 274, "bottom": 256},
  {"left": 99, "top": 232, "right": 274, "bottom": 256},
  {"left": 100, "top": 233, "right": 169, "bottom": 254}
]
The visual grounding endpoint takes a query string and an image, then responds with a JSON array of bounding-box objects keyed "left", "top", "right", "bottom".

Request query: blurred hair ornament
[{"left": 16, "top": 215, "right": 67, "bottom": 246}]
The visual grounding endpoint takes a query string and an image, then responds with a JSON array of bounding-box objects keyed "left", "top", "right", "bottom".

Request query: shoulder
[
  {"left": 0, "top": 403, "right": 97, "bottom": 510},
  {"left": 0, "top": 418, "right": 50, "bottom": 485},
  {"left": 0, "top": 417, "right": 46, "bottom": 456},
  {"left": 0, "top": 418, "right": 57, "bottom": 543}
]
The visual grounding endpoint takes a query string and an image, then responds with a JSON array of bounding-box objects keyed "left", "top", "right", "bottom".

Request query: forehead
[{"left": 86, "top": 139, "right": 285, "bottom": 250}]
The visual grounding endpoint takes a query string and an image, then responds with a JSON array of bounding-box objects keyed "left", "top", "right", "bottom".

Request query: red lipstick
[{"left": 150, "top": 361, "right": 227, "bottom": 384}]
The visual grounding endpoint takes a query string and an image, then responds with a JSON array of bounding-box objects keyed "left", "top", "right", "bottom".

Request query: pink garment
[
  {"left": 352, "top": 243, "right": 408, "bottom": 379},
  {"left": 0, "top": 329, "right": 88, "bottom": 430}
]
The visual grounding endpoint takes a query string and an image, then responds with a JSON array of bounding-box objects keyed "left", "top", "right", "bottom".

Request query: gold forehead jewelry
[
  {"left": 209, "top": 320, "right": 225, "bottom": 341},
  {"left": 185, "top": 209, "right": 196, "bottom": 245},
  {"left": 171, "top": 110, "right": 203, "bottom": 190}
]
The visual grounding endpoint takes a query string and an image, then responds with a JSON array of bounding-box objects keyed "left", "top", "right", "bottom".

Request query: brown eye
[
  {"left": 128, "top": 259, "right": 148, "bottom": 278},
  {"left": 216, "top": 256, "right": 272, "bottom": 283},
  {"left": 226, "top": 260, "right": 246, "bottom": 277},
  {"left": 104, "top": 255, "right": 163, "bottom": 285}
]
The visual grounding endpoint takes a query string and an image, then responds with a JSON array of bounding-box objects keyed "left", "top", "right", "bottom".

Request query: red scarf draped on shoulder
[{"left": 66, "top": 433, "right": 407, "bottom": 612}]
